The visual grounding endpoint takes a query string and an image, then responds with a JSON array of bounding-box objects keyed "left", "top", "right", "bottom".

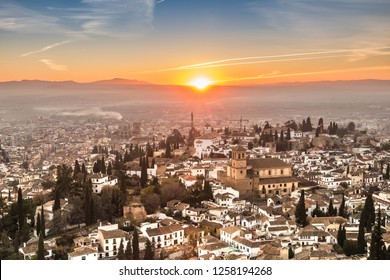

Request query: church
[{"left": 223, "top": 146, "right": 299, "bottom": 198}]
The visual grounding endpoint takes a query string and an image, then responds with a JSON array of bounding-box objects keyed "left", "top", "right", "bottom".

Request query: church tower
[{"left": 227, "top": 146, "right": 247, "bottom": 179}]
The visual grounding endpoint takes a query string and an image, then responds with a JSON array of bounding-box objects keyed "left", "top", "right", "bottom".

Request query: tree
[
  {"left": 318, "top": 117, "right": 324, "bottom": 127},
  {"left": 107, "top": 161, "right": 113, "bottom": 176},
  {"left": 327, "top": 199, "right": 336, "bottom": 216},
  {"left": 84, "top": 179, "right": 94, "bottom": 226},
  {"left": 312, "top": 202, "right": 325, "bottom": 217},
  {"left": 140, "top": 157, "right": 148, "bottom": 188},
  {"left": 117, "top": 239, "right": 125, "bottom": 260},
  {"left": 17, "top": 188, "right": 25, "bottom": 229},
  {"left": 369, "top": 209, "right": 386, "bottom": 260},
  {"left": 286, "top": 127, "right": 291, "bottom": 141},
  {"left": 357, "top": 222, "right": 366, "bottom": 254},
  {"left": 36, "top": 213, "right": 41, "bottom": 236},
  {"left": 101, "top": 156, "right": 106, "bottom": 174},
  {"left": 337, "top": 224, "right": 346, "bottom": 247},
  {"left": 81, "top": 163, "right": 87, "bottom": 175},
  {"left": 339, "top": 195, "right": 346, "bottom": 218},
  {"left": 132, "top": 228, "right": 139, "bottom": 260},
  {"left": 165, "top": 140, "right": 172, "bottom": 158},
  {"left": 53, "top": 188, "right": 61, "bottom": 212},
  {"left": 361, "top": 194, "right": 375, "bottom": 233},
  {"left": 288, "top": 245, "right": 294, "bottom": 259},
  {"left": 73, "top": 160, "right": 81, "bottom": 179},
  {"left": 125, "top": 239, "right": 133, "bottom": 260},
  {"left": 37, "top": 232, "right": 45, "bottom": 260},
  {"left": 40, "top": 206, "right": 45, "bottom": 238},
  {"left": 347, "top": 122, "right": 355, "bottom": 132},
  {"left": 295, "top": 190, "right": 308, "bottom": 227},
  {"left": 343, "top": 240, "right": 358, "bottom": 256},
  {"left": 144, "top": 239, "right": 154, "bottom": 260}
]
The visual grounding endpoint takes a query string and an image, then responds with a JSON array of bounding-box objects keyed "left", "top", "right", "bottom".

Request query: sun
[{"left": 189, "top": 77, "right": 213, "bottom": 90}]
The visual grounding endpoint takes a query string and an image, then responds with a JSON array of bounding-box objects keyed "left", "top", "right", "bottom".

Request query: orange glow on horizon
[{"left": 188, "top": 77, "right": 214, "bottom": 90}]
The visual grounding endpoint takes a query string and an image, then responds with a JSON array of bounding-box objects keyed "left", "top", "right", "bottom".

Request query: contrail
[
  {"left": 139, "top": 46, "right": 390, "bottom": 73},
  {"left": 214, "top": 66, "right": 390, "bottom": 84},
  {"left": 21, "top": 40, "right": 70, "bottom": 57}
]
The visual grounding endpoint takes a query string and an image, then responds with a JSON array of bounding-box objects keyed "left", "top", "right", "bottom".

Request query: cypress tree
[
  {"left": 339, "top": 195, "right": 346, "bottom": 218},
  {"left": 337, "top": 224, "right": 346, "bottom": 247},
  {"left": 295, "top": 190, "right": 308, "bottom": 227},
  {"left": 84, "top": 180, "right": 93, "bottom": 226},
  {"left": 93, "top": 161, "right": 99, "bottom": 173},
  {"left": 107, "top": 161, "right": 113, "bottom": 176},
  {"left": 357, "top": 223, "right": 366, "bottom": 254},
  {"left": 17, "top": 187, "right": 25, "bottom": 228},
  {"left": 73, "top": 160, "right": 81, "bottom": 178},
  {"left": 315, "top": 127, "right": 320, "bottom": 137},
  {"left": 151, "top": 158, "right": 156, "bottom": 168},
  {"left": 144, "top": 239, "right": 154, "bottom": 260},
  {"left": 125, "top": 239, "right": 133, "bottom": 260},
  {"left": 328, "top": 199, "right": 336, "bottom": 216},
  {"left": 40, "top": 206, "right": 45, "bottom": 238},
  {"left": 36, "top": 213, "right": 41, "bottom": 237},
  {"left": 81, "top": 163, "right": 87, "bottom": 175},
  {"left": 165, "top": 140, "right": 172, "bottom": 158},
  {"left": 288, "top": 246, "right": 294, "bottom": 259},
  {"left": 117, "top": 239, "right": 125, "bottom": 260},
  {"left": 140, "top": 157, "right": 147, "bottom": 188},
  {"left": 132, "top": 228, "right": 139, "bottom": 260},
  {"left": 361, "top": 194, "right": 375, "bottom": 233},
  {"left": 37, "top": 231, "right": 45, "bottom": 260},
  {"left": 286, "top": 127, "right": 291, "bottom": 141},
  {"left": 369, "top": 209, "right": 386, "bottom": 260},
  {"left": 53, "top": 188, "right": 61, "bottom": 212},
  {"left": 101, "top": 156, "right": 106, "bottom": 174}
]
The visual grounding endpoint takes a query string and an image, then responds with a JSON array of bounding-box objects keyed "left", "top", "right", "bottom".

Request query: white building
[
  {"left": 97, "top": 224, "right": 128, "bottom": 259},
  {"left": 90, "top": 174, "right": 118, "bottom": 193}
]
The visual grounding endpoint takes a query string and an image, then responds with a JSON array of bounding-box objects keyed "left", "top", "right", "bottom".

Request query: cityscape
[{"left": 1, "top": 1, "right": 390, "bottom": 262}]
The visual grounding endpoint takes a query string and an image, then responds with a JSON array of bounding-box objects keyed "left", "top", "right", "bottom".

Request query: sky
[{"left": 0, "top": 0, "right": 390, "bottom": 85}]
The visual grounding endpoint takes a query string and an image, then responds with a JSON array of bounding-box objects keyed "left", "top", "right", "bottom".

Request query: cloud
[
  {"left": 58, "top": 107, "right": 123, "bottom": 120},
  {"left": 140, "top": 47, "right": 390, "bottom": 73},
  {"left": 39, "top": 59, "right": 68, "bottom": 71},
  {"left": 246, "top": 0, "right": 390, "bottom": 50},
  {"left": 76, "top": 0, "right": 156, "bottom": 36},
  {"left": 0, "top": 2, "right": 65, "bottom": 33},
  {"left": 216, "top": 66, "right": 390, "bottom": 84},
  {"left": 20, "top": 41, "right": 70, "bottom": 57},
  {"left": 0, "top": 1, "right": 156, "bottom": 38}
]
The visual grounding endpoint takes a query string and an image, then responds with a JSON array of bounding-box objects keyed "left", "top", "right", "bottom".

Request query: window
[
  {"left": 105, "top": 246, "right": 109, "bottom": 250},
  {"left": 281, "top": 169, "right": 284, "bottom": 175},
  {"left": 268, "top": 170, "right": 271, "bottom": 175},
  {"left": 82, "top": 256, "right": 86, "bottom": 260}
]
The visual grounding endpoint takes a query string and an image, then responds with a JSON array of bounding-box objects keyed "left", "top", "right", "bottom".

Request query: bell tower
[{"left": 228, "top": 146, "right": 247, "bottom": 179}]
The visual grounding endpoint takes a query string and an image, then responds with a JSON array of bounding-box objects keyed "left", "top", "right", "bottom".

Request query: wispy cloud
[
  {"left": 39, "top": 59, "right": 68, "bottom": 71},
  {"left": 215, "top": 66, "right": 390, "bottom": 84},
  {"left": 0, "top": 2, "right": 65, "bottom": 33},
  {"left": 0, "top": 1, "right": 157, "bottom": 38},
  {"left": 246, "top": 0, "right": 390, "bottom": 48},
  {"left": 140, "top": 47, "right": 390, "bottom": 73},
  {"left": 20, "top": 41, "right": 70, "bottom": 57}
]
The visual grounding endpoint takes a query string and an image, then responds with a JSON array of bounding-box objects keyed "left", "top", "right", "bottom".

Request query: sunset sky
[{"left": 1, "top": 0, "right": 389, "bottom": 85}]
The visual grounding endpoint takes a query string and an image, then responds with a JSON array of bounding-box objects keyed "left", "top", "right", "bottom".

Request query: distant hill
[{"left": 0, "top": 78, "right": 152, "bottom": 90}]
